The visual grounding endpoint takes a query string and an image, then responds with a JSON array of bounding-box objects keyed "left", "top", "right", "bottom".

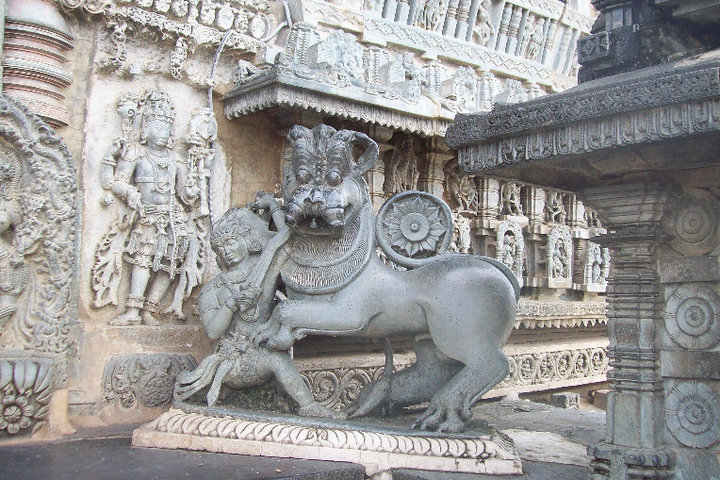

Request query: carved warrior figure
[
  {"left": 500, "top": 181, "right": 523, "bottom": 215},
  {"left": 93, "top": 90, "right": 208, "bottom": 325},
  {"left": 444, "top": 161, "right": 478, "bottom": 211},
  {"left": 544, "top": 190, "right": 566, "bottom": 224},
  {"left": 243, "top": 124, "right": 519, "bottom": 433},
  {"left": 175, "top": 202, "right": 343, "bottom": 419}
]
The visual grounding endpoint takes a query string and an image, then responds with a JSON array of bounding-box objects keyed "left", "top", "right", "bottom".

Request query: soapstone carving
[
  {"left": 500, "top": 181, "right": 523, "bottom": 216},
  {"left": 496, "top": 220, "right": 524, "bottom": 285},
  {"left": 584, "top": 242, "right": 609, "bottom": 288},
  {"left": 102, "top": 353, "right": 197, "bottom": 408},
  {"left": 0, "top": 94, "right": 79, "bottom": 354},
  {"left": 0, "top": 357, "right": 54, "bottom": 436},
  {"left": 548, "top": 226, "right": 572, "bottom": 285},
  {"left": 0, "top": 204, "right": 27, "bottom": 333},
  {"left": 450, "top": 213, "right": 472, "bottom": 254},
  {"left": 473, "top": 0, "right": 495, "bottom": 46},
  {"left": 242, "top": 124, "right": 520, "bottom": 433},
  {"left": 444, "top": 161, "right": 478, "bottom": 211},
  {"left": 544, "top": 190, "right": 566, "bottom": 224},
  {"left": 174, "top": 202, "right": 344, "bottom": 420},
  {"left": 92, "top": 89, "right": 208, "bottom": 325},
  {"left": 383, "top": 134, "right": 419, "bottom": 196}
]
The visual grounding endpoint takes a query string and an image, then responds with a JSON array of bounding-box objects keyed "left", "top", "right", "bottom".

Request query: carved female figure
[
  {"left": 0, "top": 207, "right": 27, "bottom": 331},
  {"left": 175, "top": 198, "right": 343, "bottom": 419}
]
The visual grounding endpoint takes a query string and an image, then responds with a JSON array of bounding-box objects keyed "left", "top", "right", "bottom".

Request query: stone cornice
[
  {"left": 446, "top": 53, "right": 720, "bottom": 176},
  {"left": 447, "top": 52, "right": 720, "bottom": 151},
  {"left": 223, "top": 71, "right": 453, "bottom": 136}
]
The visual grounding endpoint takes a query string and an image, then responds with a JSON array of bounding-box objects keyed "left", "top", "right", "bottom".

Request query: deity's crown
[{"left": 143, "top": 89, "right": 175, "bottom": 123}]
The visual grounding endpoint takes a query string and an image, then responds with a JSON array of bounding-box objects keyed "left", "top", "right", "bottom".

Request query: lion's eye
[
  {"left": 326, "top": 170, "right": 342, "bottom": 186},
  {"left": 296, "top": 168, "right": 311, "bottom": 183}
]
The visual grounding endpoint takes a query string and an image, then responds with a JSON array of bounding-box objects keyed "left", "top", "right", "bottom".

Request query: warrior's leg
[
  {"left": 267, "top": 351, "right": 346, "bottom": 420},
  {"left": 110, "top": 266, "right": 151, "bottom": 326}
]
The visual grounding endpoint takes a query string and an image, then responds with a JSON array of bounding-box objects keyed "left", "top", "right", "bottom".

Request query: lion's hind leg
[{"left": 413, "top": 348, "right": 510, "bottom": 433}]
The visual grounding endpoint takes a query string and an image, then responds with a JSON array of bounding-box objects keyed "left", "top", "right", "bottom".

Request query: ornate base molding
[{"left": 133, "top": 409, "right": 522, "bottom": 478}]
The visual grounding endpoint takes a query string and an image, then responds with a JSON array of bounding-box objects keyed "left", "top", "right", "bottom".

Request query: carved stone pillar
[
  {"left": 583, "top": 184, "right": 676, "bottom": 478},
  {"left": 2, "top": 0, "right": 74, "bottom": 127},
  {"left": 418, "top": 138, "right": 453, "bottom": 200},
  {"left": 476, "top": 176, "right": 500, "bottom": 220}
]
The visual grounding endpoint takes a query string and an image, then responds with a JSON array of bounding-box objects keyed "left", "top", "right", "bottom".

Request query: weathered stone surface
[{"left": 133, "top": 409, "right": 523, "bottom": 478}]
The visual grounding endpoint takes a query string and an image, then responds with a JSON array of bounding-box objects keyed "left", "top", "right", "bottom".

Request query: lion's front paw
[{"left": 263, "top": 325, "right": 295, "bottom": 351}]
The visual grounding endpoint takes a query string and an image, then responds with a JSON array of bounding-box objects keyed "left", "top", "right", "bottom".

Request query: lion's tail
[{"left": 477, "top": 256, "right": 521, "bottom": 301}]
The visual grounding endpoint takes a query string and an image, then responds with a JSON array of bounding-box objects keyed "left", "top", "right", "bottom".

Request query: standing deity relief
[{"left": 92, "top": 89, "right": 215, "bottom": 326}]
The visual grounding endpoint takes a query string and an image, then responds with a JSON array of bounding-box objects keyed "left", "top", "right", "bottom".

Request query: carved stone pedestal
[{"left": 133, "top": 408, "right": 522, "bottom": 479}]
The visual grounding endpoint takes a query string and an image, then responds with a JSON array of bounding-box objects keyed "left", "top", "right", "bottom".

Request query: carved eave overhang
[
  {"left": 223, "top": 69, "right": 454, "bottom": 137},
  {"left": 446, "top": 50, "right": 720, "bottom": 190}
]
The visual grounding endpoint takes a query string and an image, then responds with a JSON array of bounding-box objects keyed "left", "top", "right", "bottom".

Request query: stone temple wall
[{"left": 0, "top": 0, "right": 601, "bottom": 433}]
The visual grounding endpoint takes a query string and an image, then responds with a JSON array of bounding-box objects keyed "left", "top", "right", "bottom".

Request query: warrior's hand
[{"left": 250, "top": 191, "right": 278, "bottom": 211}]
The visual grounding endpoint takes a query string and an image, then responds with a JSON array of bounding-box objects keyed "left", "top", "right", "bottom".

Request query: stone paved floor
[{"left": 0, "top": 399, "right": 605, "bottom": 479}]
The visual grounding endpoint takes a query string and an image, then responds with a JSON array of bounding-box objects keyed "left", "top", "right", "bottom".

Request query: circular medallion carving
[
  {"left": 666, "top": 382, "right": 720, "bottom": 448},
  {"left": 248, "top": 15, "right": 268, "bottom": 39},
  {"left": 376, "top": 191, "right": 453, "bottom": 268},
  {"left": 664, "top": 284, "right": 720, "bottom": 350},
  {"left": 666, "top": 190, "right": 720, "bottom": 255}
]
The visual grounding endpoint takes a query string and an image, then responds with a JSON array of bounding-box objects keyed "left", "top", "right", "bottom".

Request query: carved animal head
[{"left": 283, "top": 124, "right": 378, "bottom": 236}]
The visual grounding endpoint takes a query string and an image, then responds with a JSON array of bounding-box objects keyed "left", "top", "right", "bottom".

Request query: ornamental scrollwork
[{"left": 101, "top": 353, "right": 197, "bottom": 408}]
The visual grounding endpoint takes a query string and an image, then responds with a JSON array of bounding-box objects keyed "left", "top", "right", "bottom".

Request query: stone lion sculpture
[{"left": 244, "top": 124, "right": 520, "bottom": 433}]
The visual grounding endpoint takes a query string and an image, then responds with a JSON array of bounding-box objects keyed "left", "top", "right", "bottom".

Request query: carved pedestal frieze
[
  {"left": 0, "top": 356, "right": 54, "bottom": 436},
  {"left": 134, "top": 409, "right": 523, "bottom": 477},
  {"left": 101, "top": 353, "right": 197, "bottom": 408}
]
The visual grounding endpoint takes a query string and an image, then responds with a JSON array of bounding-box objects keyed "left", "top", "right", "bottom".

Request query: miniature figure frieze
[
  {"left": 444, "top": 161, "right": 478, "bottom": 211},
  {"left": 61, "top": 0, "right": 276, "bottom": 81},
  {"left": 307, "top": 29, "right": 365, "bottom": 87},
  {"left": 544, "top": 190, "right": 566, "bottom": 224},
  {"left": 547, "top": 226, "right": 572, "bottom": 287},
  {"left": 383, "top": 134, "right": 419, "bottom": 197},
  {"left": 102, "top": 353, "right": 197, "bottom": 408},
  {"left": 584, "top": 242, "right": 609, "bottom": 291},
  {"left": 0, "top": 357, "right": 54, "bottom": 436},
  {"left": 379, "top": 52, "right": 427, "bottom": 103},
  {"left": 174, "top": 203, "right": 343, "bottom": 419},
  {"left": 450, "top": 213, "right": 472, "bottom": 254},
  {"left": 496, "top": 220, "right": 524, "bottom": 286},
  {"left": 500, "top": 181, "right": 523, "bottom": 216},
  {"left": 214, "top": 124, "right": 520, "bottom": 433},
  {"left": 0, "top": 95, "right": 79, "bottom": 354},
  {"left": 92, "top": 89, "right": 210, "bottom": 326},
  {"left": 440, "top": 66, "right": 477, "bottom": 112}
]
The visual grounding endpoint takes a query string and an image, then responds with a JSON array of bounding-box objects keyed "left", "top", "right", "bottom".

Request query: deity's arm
[
  {"left": 175, "top": 159, "right": 201, "bottom": 206},
  {"left": 110, "top": 151, "right": 143, "bottom": 211}
]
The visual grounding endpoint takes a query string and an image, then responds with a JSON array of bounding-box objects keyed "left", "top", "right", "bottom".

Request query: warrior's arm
[{"left": 198, "top": 278, "right": 237, "bottom": 340}]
